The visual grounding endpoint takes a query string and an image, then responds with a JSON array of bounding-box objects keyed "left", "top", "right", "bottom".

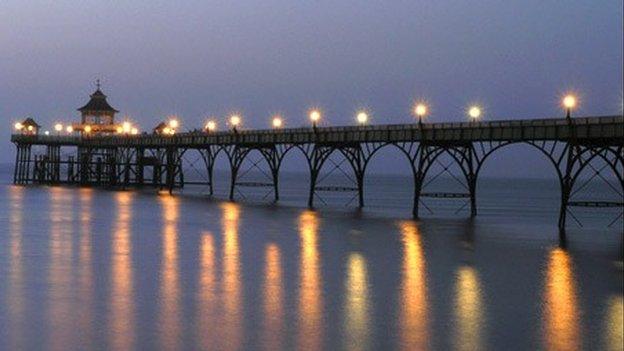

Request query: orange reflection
[
  {"left": 109, "top": 191, "right": 135, "bottom": 351},
  {"left": 159, "top": 194, "right": 181, "bottom": 351},
  {"left": 543, "top": 248, "right": 580, "bottom": 351},
  {"left": 604, "top": 295, "right": 623, "bottom": 351},
  {"left": 398, "top": 221, "right": 430, "bottom": 351},
  {"left": 297, "top": 210, "right": 324, "bottom": 351},
  {"left": 197, "top": 233, "right": 217, "bottom": 349},
  {"left": 454, "top": 266, "right": 484, "bottom": 351},
  {"left": 48, "top": 187, "right": 75, "bottom": 351},
  {"left": 344, "top": 252, "right": 370, "bottom": 351},
  {"left": 8, "top": 186, "right": 24, "bottom": 350},
  {"left": 221, "top": 202, "right": 243, "bottom": 350},
  {"left": 77, "top": 188, "right": 94, "bottom": 346},
  {"left": 261, "top": 243, "right": 284, "bottom": 350}
]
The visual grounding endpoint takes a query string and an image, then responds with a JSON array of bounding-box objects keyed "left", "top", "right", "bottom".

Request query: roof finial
[{"left": 95, "top": 79, "right": 101, "bottom": 90}]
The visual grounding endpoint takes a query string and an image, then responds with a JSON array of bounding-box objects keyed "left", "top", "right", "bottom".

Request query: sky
[{"left": 1, "top": 0, "right": 622, "bottom": 176}]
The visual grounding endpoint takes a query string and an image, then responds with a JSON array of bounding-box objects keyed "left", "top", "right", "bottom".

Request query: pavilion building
[{"left": 72, "top": 83, "right": 122, "bottom": 134}]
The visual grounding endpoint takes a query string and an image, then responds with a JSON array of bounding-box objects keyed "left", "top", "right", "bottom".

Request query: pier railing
[{"left": 11, "top": 115, "right": 624, "bottom": 147}]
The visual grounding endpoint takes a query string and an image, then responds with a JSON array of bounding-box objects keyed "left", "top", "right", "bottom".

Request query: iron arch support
[
  {"left": 224, "top": 145, "right": 253, "bottom": 201},
  {"left": 305, "top": 145, "right": 335, "bottom": 208}
]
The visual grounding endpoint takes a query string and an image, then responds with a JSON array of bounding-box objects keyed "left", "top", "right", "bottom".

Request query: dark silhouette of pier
[{"left": 11, "top": 114, "right": 623, "bottom": 235}]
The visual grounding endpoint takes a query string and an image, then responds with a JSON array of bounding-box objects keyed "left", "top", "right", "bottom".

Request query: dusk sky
[{"left": 2, "top": 0, "right": 622, "bottom": 175}]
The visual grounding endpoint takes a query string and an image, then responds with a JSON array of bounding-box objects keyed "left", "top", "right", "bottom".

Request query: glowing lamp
[
  {"left": 14, "top": 122, "right": 23, "bottom": 130},
  {"left": 131, "top": 127, "right": 138, "bottom": 135},
  {"left": 205, "top": 120, "right": 217, "bottom": 132},
  {"left": 230, "top": 115, "right": 241, "bottom": 127},
  {"left": 414, "top": 103, "right": 428, "bottom": 117},
  {"left": 562, "top": 94, "right": 577, "bottom": 109},
  {"left": 54, "top": 123, "right": 63, "bottom": 132},
  {"left": 116, "top": 126, "right": 123, "bottom": 134},
  {"left": 66, "top": 126, "right": 74, "bottom": 133},
  {"left": 413, "top": 103, "right": 428, "bottom": 125},
  {"left": 356, "top": 111, "right": 368, "bottom": 124},
  {"left": 122, "top": 121, "right": 132, "bottom": 133},
  {"left": 168, "top": 119, "right": 179, "bottom": 129},
  {"left": 27, "top": 125, "right": 33, "bottom": 131},
  {"left": 309, "top": 110, "right": 321, "bottom": 123},
  {"left": 468, "top": 106, "right": 482, "bottom": 120},
  {"left": 84, "top": 125, "right": 92, "bottom": 133},
  {"left": 562, "top": 94, "right": 577, "bottom": 119},
  {"left": 44, "top": 131, "right": 50, "bottom": 135},
  {"left": 272, "top": 116, "right": 283, "bottom": 128}
]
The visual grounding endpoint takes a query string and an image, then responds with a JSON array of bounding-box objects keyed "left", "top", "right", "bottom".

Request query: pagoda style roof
[
  {"left": 153, "top": 122, "right": 167, "bottom": 133},
  {"left": 21, "top": 117, "right": 40, "bottom": 128},
  {"left": 78, "top": 88, "right": 119, "bottom": 113}
]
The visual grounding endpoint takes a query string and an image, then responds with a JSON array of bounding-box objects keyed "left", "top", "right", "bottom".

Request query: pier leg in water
[
  {"left": 136, "top": 148, "right": 145, "bottom": 187},
  {"left": 165, "top": 147, "right": 179, "bottom": 194},
  {"left": 305, "top": 146, "right": 331, "bottom": 209}
]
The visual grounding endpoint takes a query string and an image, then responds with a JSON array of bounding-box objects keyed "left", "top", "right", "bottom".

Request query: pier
[{"left": 11, "top": 114, "right": 624, "bottom": 233}]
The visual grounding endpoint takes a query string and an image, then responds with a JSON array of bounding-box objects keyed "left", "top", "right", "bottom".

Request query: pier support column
[
  {"left": 46, "top": 145, "right": 61, "bottom": 184},
  {"left": 165, "top": 147, "right": 181, "bottom": 194},
  {"left": 412, "top": 172, "right": 423, "bottom": 219},
  {"left": 260, "top": 146, "right": 288, "bottom": 202},
  {"left": 16, "top": 144, "right": 34, "bottom": 184},
  {"left": 339, "top": 146, "right": 370, "bottom": 208},
  {"left": 306, "top": 145, "right": 334, "bottom": 208},
  {"left": 198, "top": 146, "right": 218, "bottom": 196},
  {"left": 67, "top": 156, "right": 75, "bottom": 182},
  {"left": 226, "top": 146, "right": 248, "bottom": 201},
  {"left": 557, "top": 143, "right": 576, "bottom": 237},
  {"left": 79, "top": 148, "right": 91, "bottom": 185},
  {"left": 13, "top": 144, "right": 31, "bottom": 184},
  {"left": 136, "top": 147, "right": 145, "bottom": 186},
  {"left": 467, "top": 147, "right": 478, "bottom": 218}
]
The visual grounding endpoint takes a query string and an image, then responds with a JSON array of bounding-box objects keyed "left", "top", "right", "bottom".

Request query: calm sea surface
[{"left": 0, "top": 169, "right": 622, "bottom": 350}]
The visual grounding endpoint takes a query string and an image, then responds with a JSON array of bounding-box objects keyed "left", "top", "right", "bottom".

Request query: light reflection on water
[
  {"left": 221, "top": 202, "right": 243, "bottom": 350},
  {"left": 261, "top": 243, "right": 284, "bottom": 351},
  {"left": 344, "top": 252, "right": 371, "bottom": 351},
  {"left": 77, "top": 188, "right": 94, "bottom": 348},
  {"left": 0, "top": 185, "right": 622, "bottom": 350},
  {"left": 543, "top": 248, "right": 580, "bottom": 351},
  {"left": 398, "top": 221, "right": 430, "bottom": 351},
  {"left": 109, "top": 191, "right": 135, "bottom": 351},
  {"left": 197, "top": 233, "right": 217, "bottom": 349},
  {"left": 297, "top": 210, "right": 324, "bottom": 351},
  {"left": 159, "top": 194, "right": 181, "bottom": 350},
  {"left": 48, "top": 187, "right": 75, "bottom": 351},
  {"left": 605, "top": 295, "right": 624, "bottom": 351},
  {"left": 7, "top": 186, "right": 24, "bottom": 350},
  {"left": 454, "top": 266, "right": 485, "bottom": 351}
]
